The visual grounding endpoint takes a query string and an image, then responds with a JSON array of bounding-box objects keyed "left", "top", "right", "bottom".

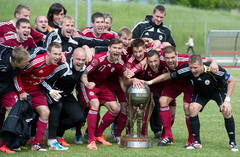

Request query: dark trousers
[
  {"left": 186, "top": 46, "right": 195, "bottom": 54},
  {"left": 150, "top": 93, "right": 162, "bottom": 133}
]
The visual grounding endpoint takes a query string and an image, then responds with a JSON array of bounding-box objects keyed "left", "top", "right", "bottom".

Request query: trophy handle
[{"left": 145, "top": 93, "right": 155, "bottom": 135}]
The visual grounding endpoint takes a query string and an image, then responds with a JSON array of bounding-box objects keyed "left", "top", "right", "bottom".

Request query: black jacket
[
  {"left": 132, "top": 15, "right": 176, "bottom": 47},
  {"left": 0, "top": 96, "right": 35, "bottom": 148}
]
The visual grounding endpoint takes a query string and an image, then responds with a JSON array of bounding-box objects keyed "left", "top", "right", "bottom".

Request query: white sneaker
[
  {"left": 74, "top": 135, "right": 83, "bottom": 144},
  {"left": 49, "top": 141, "right": 68, "bottom": 150},
  {"left": 186, "top": 141, "right": 202, "bottom": 149},
  {"left": 230, "top": 142, "right": 239, "bottom": 152},
  {"left": 113, "top": 136, "right": 121, "bottom": 144},
  {"left": 12, "top": 147, "right": 21, "bottom": 151},
  {"left": 31, "top": 143, "right": 47, "bottom": 151}
]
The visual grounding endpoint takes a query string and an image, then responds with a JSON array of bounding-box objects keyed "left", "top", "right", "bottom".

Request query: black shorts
[{"left": 190, "top": 90, "right": 227, "bottom": 112}]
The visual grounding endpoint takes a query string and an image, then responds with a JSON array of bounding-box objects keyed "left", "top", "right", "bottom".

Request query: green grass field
[{"left": 1, "top": 0, "right": 240, "bottom": 156}]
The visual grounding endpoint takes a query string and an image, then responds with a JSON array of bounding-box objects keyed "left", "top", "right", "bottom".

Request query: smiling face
[
  {"left": 53, "top": 9, "right": 65, "bottom": 24},
  {"left": 92, "top": 17, "right": 105, "bottom": 36},
  {"left": 60, "top": 19, "right": 74, "bottom": 38},
  {"left": 132, "top": 46, "right": 145, "bottom": 62},
  {"left": 108, "top": 43, "right": 123, "bottom": 62},
  {"left": 147, "top": 54, "right": 160, "bottom": 72},
  {"left": 119, "top": 34, "right": 132, "bottom": 50},
  {"left": 46, "top": 47, "right": 62, "bottom": 65},
  {"left": 72, "top": 48, "right": 87, "bottom": 71},
  {"left": 189, "top": 61, "right": 203, "bottom": 77},
  {"left": 164, "top": 51, "right": 178, "bottom": 70},
  {"left": 35, "top": 16, "right": 48, "bottom": 33},
  {"left": 152, "top": 10, "right": 165, "bottom": 26},
  {"left": 16, "top": 8, "right": 31, "bottom": 20},
  {"left": 104, "top": 17, "right": 112, "bottom": 31},
  {"left": 16, "top": 22, "right": 31, "bottom": 41}
]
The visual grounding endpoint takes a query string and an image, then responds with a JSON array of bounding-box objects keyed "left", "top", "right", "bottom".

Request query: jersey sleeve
[
  {"left": 85, "top": 57, "right": 99, "bottom": 74},
  {"left": 74, "top": 36, "right": 110, "bottom": 48},
  {"left": 130, "top": 63, "right": 142, "bottom": 74},
  {"left": 30, "top": 27, "right": 44, "bottom": 43},
  {"left": 170, "top": 64, "right": 190, "bottom": 79}
]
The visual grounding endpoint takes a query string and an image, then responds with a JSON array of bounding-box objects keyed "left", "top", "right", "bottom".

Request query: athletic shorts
[
  {"left": 0, "top": 91, "right": 18, "bottom": 108},
  {"left": 190, "top": 89, "right": 227, "bottom": 112},
  {"left": 26, "top": 89, "right": 48, "bottom": 109},
  {"left": 77, "top": 83, "right": 116, "bottom": 106},
  {"left": 105, "top": 81, "right": 127, "bottom": 103},
  {"left": 152, "top": 89, "right": 176, "bottom": 107},
  {"left": 161, "top": 79, "right": 194, "bottom": 103}
]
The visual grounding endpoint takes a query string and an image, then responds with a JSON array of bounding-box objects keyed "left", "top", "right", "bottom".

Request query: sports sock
[
  {"left": 141, "top": 110, "right": 148, "bottom": 136},
  {"left": 225, "top": 116, "right": 236, "bottom": 143},
  {"left": 115, "top": 111, "right": 127, "bottom": 136},
  {"left": 75, "top": 124, "right": 82, "bottom": 136},
  {"left": 189, "top": 115, "right": 200, "bottom": 143},
  {"left": 186, "top": 114, "right": 194, "bottom": 142},
  {"left": 95, "top": 111, "right": 118, "bottom": 137},
  {"left": 87, "top": 109, "right": 98, "bottom": 143},
  {"left": 34, "top": 117, "right": 48, "bottom": 145},
  {"left": 160, "top": 106, "right": 172, "bottom": 138}
]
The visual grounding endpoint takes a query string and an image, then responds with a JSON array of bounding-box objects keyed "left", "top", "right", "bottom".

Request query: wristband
[
  {"left": 148, "top": 81, "right": 153, "bottom": 85},
  {"left": 49, "top": 90, "right": 54, "bottom": 96},
  {"left": 225, "top": 96, "right": 231, "bottom": 102}
]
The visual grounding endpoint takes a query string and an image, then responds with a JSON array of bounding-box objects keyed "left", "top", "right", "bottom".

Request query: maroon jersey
[
  {"left": 79, "top": 27, "right": 116, "bottom": 40},
  {"left": 0, "top": 32, "right": 36, "bottom": 51},
  {"left": 86, "top": 51, "right": 124, "bottom": 85},
  {"left": 0, "top": 20, "right": 44, "bottom": 43},
  {"left": 14, "top": 53, "right": 59, "bottom": 94}
]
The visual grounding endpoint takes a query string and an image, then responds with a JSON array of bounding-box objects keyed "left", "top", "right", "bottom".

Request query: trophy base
[{"left": 119, "top": 135, "right": 153, "bottom": 149}]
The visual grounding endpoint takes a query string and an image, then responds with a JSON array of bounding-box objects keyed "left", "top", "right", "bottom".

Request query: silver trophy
[{"left": 119, "top": 84, "right": 154, "bottom": 149}]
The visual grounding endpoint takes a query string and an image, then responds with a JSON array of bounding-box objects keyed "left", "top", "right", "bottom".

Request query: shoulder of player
[
  {"left": 175, "top": 65, "right": 190, "bottom": 74},
  {"left": 3, "top": 32, "right": 17, "bottom": 41},
  {"left": 126, "top": 54, "right": 135, "bottom": 64},
  {"left": 0, "top": 20, "right": 13, "bottom": 27},
  {"left": 80, "top": 27, "right": 92, "bottom": 35}
]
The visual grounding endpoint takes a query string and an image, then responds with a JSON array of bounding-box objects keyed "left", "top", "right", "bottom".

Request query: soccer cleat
[
  {"left": 157, "top": 137, "right": 173, "bottom": 146},
  {"left": 154, "top": 131, "right": 162, "bottom": 140},
  {"left": 20, "top": 146, "right": 28, "bottom": 150},
  {"left": 12, "top": 147, "right": 21, "bottom": 151},
  {"left": 0, "top": 144, "right": 15, "bottom": 153},
  {"left": 84, "top": 132, "right": 89, "bottom": 139},
  {"left": 87, "top": 141, "right": 98, "bottom": 150},
  {"left": 31, "top": 143, "right": 47, "bottom": 151},
  {"left": 95, "top": 136, "right": 112, "bottom": 145},
  {"left": 110, "top": 123, "right": 117, "bottom": 137},
  {"left": 230, "top": 142, "right": 239, "bottom": 152},
  {"left": 186, "top": 141, "right": 202, "bottom": 149},
  {"left": 113, "top": 136, "right": 121, "bottom": 144},
  {"left": 49, "top": 141, "right": 68, "bottom": 150},
  {"left": 75, "top": 135, "right": 83, "bottom": 145},
  {"left": 57, "top": 137, "right": 70, "bottom": 146},
  {"left": 183, "top": 140, "right": 194, "bottom": 148}
]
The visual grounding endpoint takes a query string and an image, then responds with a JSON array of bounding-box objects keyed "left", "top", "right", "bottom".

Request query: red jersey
[
  {"left": 86, "top": 51, "right": 124, "bottom": 85},
  {"left": 79, "top": 27, "right": 116, "bottom": 40},
  {"left": 0, "top": 20, "right": 44, "bottom": 43},
  {"left": 0, "top": 32, "right": 36, "bottom": 51},
  {"left": 14, "top": 53, "right": 59, "bottom": 94}
]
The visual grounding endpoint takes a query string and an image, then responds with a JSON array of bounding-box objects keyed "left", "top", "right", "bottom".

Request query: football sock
[
  {"left": 115, "top": 111, "right": 127, "bottom": 136},
  {"left": 87, "top": 109, "right": 98, "bottom": 143},
  {"left": 189, "top": 115, "right": 200, "bottom": 143},
  {"left": 225, "top": 116, "right": 236, "bottom": 143},
  {"left": 160, "top": 106, "right": 172, "bottom": 138},
  {"left": 34, "top": 117, "right": 48, "bottom": 145},
  {"left": 186, "top": 114, "right": 194, "bottom": 142}
]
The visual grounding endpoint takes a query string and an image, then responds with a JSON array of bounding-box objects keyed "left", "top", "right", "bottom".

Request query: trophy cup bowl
[{"left": 119, "top": 84, "right": 153, "bottom": 149}]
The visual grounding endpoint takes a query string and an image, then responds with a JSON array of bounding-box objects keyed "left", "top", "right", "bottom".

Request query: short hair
[
  {"left": 59, "top": 15, "right": 74, "bottom": 26},
  {"left": 35, "top": 15, "right": 47, "bottom": 23},
  {"left": 16, "top": 18, "right": 30, "bottom": 29},
  {"left": 47, "top": 42, "right": 62, "bottom": 52},
  {"left": 163, "top": 46, "right": 177, "bottom": 56},
  {"left": 103, "top": 12, "right": 112, "bottom": 23},
  {"left": 131, "top": 38, "right": 145, "bottom": 49},
  {"left": 91, "top": 12, "right": 104, "bottom": 23},
  {"left": 147, "top": 50, "right": 160, "bottom": 58},
  {"left": 188, "top": 54, "right": 202, "bottom": 65},
  {"left": 109, "top": 38, "right": 123, "bottom": 47},
  {"left": 118, "top": 27, "right": 132, "bottom": 38},
  {"left": 47, "top": 3, "right": 67, "bottom": 22},
  {"left": 14, "top": 4, "right": 30, "bottom": 18},
  {"left": 153, "top": 5, "right": 166, "bottom": 15},
  {"left": 11, "top": 46, "right": 29, "bottom": 63}
]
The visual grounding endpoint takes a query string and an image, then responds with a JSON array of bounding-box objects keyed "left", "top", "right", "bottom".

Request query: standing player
[
  {"left": 169, "top": 54, "right": 238, "bottom": 151},
  {"left": 0, "top": 46, "right": 29, "bottom": 154},
  {"left": 34, "top": 15, "right": 49, "bottom": 47},
  {"left": 79, "top": 12, "right": 117, "bottom": 40},
  {"left": 79, "top": 38, "right": 124, "bottom": 150},
  {"left": 0, "top": 4, "right": 45, "bottom": 44},
  {"left": 13, "top": 42, "right": 63, "bottom": 151},
  {"left": 0, "top": 18, "right": 36, "bottom": 51}
]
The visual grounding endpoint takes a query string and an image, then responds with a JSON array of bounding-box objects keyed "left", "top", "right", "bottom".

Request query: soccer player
[
  {"left": 0, "top": 46, "right": 29, "bottom": 154},
  {"left": 145, "top": 46, "right": 218, "bottom": 147},
  {"left": 0, "top": 18, "right": 36, "bottom": 51},
  {"left": 0, "top": 4, "right": 45, "bottom": 44},
  {"left": 79, "top": 38, "right": 124, "bottom": 150},
  {"left": 47, "top": 3, "right": 67, "bottom": 32},
  {"left": 40, "top": 47, "right": 87, "bottom": 150},
  {"left": 34, "top": 15, "right": 49, "bottom": 47},
  {"left": 79, "top": 12, "right": 117, "bottom": 40},
  {"left": 13, "top": 42, "right": 63, "bottom": 151},
  {"left": 103, "top": 12, "right": 117, "bottom": 36},
  {"left": 161, "top": 54, "right": 238, "bottom": 151},
  {"left": 132, "top": 4, "right": 176, "bottom": 47}
]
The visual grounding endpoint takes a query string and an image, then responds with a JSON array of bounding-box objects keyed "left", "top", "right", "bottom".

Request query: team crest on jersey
[
  {"left": 89, "top": 92, "right": 94, "bottom": 96},
  {"left": 68, "top": 47, "right": 73, "bottom": 53},
  {"left": 205, "top": 80, "right": 210, "bottom": 85},
  {"left": 111, "top": 67, "right": 115, "bottom": 72},
  {"left": 91, "top": 59, "right": 98, "bottom": 66},
  {"left": 159, "top": 35, "right": 163, "bottom": 41}
]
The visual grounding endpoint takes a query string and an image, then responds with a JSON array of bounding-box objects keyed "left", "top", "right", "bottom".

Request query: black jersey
[
  {"left": 43, "top": 29, "right": 109, "bottom": 53},
  {"left": 171, "top": 62, "right": 227, "bottom": 96}
]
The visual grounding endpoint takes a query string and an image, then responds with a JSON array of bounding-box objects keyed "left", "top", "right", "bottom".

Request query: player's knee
[{"left": 189, "top": 105, "right": 198, "bottom": 116}]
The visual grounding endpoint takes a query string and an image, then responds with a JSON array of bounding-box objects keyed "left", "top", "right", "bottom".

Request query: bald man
[
  {"left": 41, "top": 47, "right": 87, "bottom": 150},
  {"left": 35, "top": 15, "right": 49, "bottom": 46}
]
